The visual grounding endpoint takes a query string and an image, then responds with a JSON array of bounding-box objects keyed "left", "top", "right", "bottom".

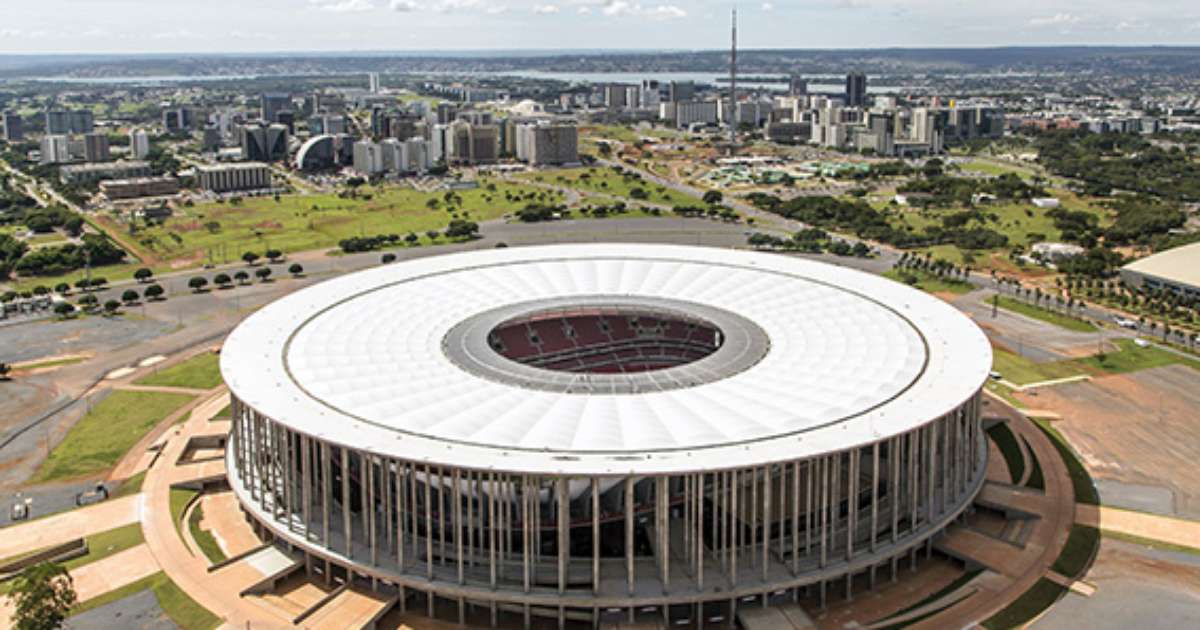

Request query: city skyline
[{"left": 1, "top": 0, "right": 1199, "bottom": 55}]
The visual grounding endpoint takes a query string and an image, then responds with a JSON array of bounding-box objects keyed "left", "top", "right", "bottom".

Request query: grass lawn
[
  {"left": 213, "top": 404, "right": 232, "bottom": 420},
  {"left": 581, "top": 124, "right": 641, "bottom": 144},
  {"left": 12, "top": 355, "right": 88, "bottom": 371},
  {"left": 1052, "top": 525, "right": 1100, "bottom": 579},
  {"left": 883, "top": 268, "right": 974, "bottom": 295},
  {"left": 982, "top": 578, "right": 1066, "bottom": 629},
  {"left": 987, "top": 423, "right": 1025, "bottom": 485},
  {"left": 71, "top": 571, "right": 220, "bottom": 629},
  {"left": 111, "top": 470, "right": 147, "bottom": 498},
  {"left": 136, "top": 352, "right": 222, "bottom": 390},
  {"left": 985, "top": 381, "right": 1026, "bottom": 408},
  {"left": 9, "top": 262, "right": 158, "bottom": 293},
  {"left": 1075, "top": 338, "right": 1200, "bottom": 375},
  {"left": 1034, "top": 418, "right": 1100, "bottom": 505},
  {"left": 991, "top": 348, "right": 1085, "bottom": 386},
  {"left": 959, "top": 159, "right": 1038, "bottom": 179},
  {"left": 170, "top": 488, "right": 198, "bottom": 549},
  {"left": 992, "top": 295, "right": 1097, "bottom": 333},
  {"left": 1023, "top": 435, "right": 1045, "bottom": 490},
  {"left": 32, "top": 390, "right": 195, "bottom": 482},
  {"left": 187, "top": 501, "right": 227, "bottom": 565},
  {"left": 118, "top": 179, "right": 560, "bottom": 264},
  {"left": 517, "top": 166, "right": 701, "bottom": 208}
]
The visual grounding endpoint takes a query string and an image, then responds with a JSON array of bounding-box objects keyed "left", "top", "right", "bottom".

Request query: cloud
[
  {"left": 1028, "top": 13, "right": 1081, "bottom": 27},
  {"left": 310, "top": 0, "right": 376, "bottom": 12},
  {"left": 1115, "top": 19, "right": 1147, "bottom": 31},
  {"left": 533, "top": 4, "right": 559, "bottom": 13},
  {"left": 761, "top": 2, "right": 774, "bottom": 11},
  {"left": 389, "top": 0, "right": 419, "bottom": 10},
  {"left": 601, "top": 1, "right": 685, "bottom": 19}
]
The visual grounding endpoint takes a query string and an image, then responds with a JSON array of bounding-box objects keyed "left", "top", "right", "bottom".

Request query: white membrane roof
[{"left": 221, "top": 244, "right": 992, "bottom": 475}]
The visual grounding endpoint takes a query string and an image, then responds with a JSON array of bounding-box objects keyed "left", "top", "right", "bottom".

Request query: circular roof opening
[
  {"left": 488, "top": 306, "right": 724, "bottom": 375},
  {"left": 443, "top": 295, "right": 770, "bottom": 395}
]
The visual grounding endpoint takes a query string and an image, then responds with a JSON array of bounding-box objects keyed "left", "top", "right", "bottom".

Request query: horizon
[{"left": 2, "top": 1, "right": 1198, "bottom": 55}]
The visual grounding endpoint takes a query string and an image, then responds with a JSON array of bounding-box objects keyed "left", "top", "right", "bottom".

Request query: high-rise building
[
  {"left": 69, "top": 110, "right": 94, "bottom": 134},
  {"left": 515, "top": 124, "right": 579, "bottom": 166},
  {"left": 603, "top": 84, "right": 638, "bottom": 110},
  {"left": 368, "top": 73, "right": 381, "bottom": 94},
  {"left": 666, "top": 81, "right": 696, "bottom": 103},
  {"left": 403, "top": 138, "right": 429, "bottom": 172},
  {"left": 39, "top": 135, "right": 71, "bottom": 165},
  {"left": 467, "top": 124, "right": 499, "bottom": 164},
  {"left": 239, "top": 124, "right": 289, "bottom": 162},
  {"left": 380, "top": 138, "right": 403, "bottom": 172},
  {"left": 130, "top": 129, "right": 151, "bottom": 159},
  {"left": 162, "top": 107, "right": 194, "bottom": 134},
  {"left": 789, "top": 76, "right": 808, "bottom": 97},
  {"left": 45, "top": 110, "right": 71, "bottom": 135},
  {"left": 352, "top": 140, "right": 384, "bottom": 175},
  {"left": 83, "top": 132, "right": 111, "bottom": 162},
  {"left": 846, "top": 72, "right": 868, "bottom": 108},
  {"left": 2, "top": 112, "right": 23, "bottom": 141},
  {"left": 260, "top": 93, "right": 292, "bottom": 124}
]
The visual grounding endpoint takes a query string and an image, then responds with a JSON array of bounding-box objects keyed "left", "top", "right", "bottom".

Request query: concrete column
[{"left": 625, "top": 476, "right": 634, "bottom": 596}]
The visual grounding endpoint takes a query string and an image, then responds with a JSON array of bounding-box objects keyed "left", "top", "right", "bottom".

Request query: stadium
[{"left": 221, "top": 243, "right": 992, "bottom": 627}]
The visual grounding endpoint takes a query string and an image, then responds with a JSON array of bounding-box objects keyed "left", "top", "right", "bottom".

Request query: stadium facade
[{"left": 222, "top": 244, "right": 992, "bottom": 627}]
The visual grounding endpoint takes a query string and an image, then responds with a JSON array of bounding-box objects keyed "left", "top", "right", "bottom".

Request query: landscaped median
[{"left": 991, "top": 295, "right": 1098, "bottom": 333}]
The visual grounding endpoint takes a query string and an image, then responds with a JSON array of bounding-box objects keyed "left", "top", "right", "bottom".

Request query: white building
[
  {"left": 130, "top": 129, "right": 151, "bottom": 160},
  {"left": 40, "top": 134, "right": 70, "bottom": 165},
  {"left": 196, "top": 163, "right": 271, "bottom": 193},
  {"left": 352, "top": 140, "right": 384, "bottom": 175}
]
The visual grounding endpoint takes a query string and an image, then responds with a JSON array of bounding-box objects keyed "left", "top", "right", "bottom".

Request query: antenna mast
[{"left": 729, "top": 6, "right": 738, "bottom": 155}]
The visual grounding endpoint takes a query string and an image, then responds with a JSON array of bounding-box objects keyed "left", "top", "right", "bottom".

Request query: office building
[
  {"left": 59, "top": 160, "right": 151, "bottom": 184},
  {"left": 368, "top": 72, "right": 381, "bottom": 94},
  {"left": 1, "top": 112, "right": 23, "bottom": 141},
  {"left": 99, "top": 176, "right": 181, "bottom": 200},
  {"left": 45, "top": 110, "right": 71, "bottom": 135},
  {"left": 467, "top": 124, "right": 499, "bottom": 164},
  {"left": 789, "top": 76, "right": 809, "bottom": 96},
  {"left": 352, "top": 140, "right": 384, "bottom": 175},
  {"left": 662, "top": 101, "right": 720, "bottom": 129},
  {"left": 39, "top": 135, "right": 71, "bottom": 165},
  {"left": 515, "top": 123, "right": 579, "bottom": 166},
  {"left": 239, "top": 124, "right": 289, "bottom": 163},
  {"left": 83, "top": 133, "right": 110, "bottom": 162},
  {"left": 130, "top": 129, "right": 151, "bottom": 159},
  {"left": 162, "top": 107, "right": 194, "bottom": 134},
  {"left": 666, "top": 81, "right": 696, "bottom": 103},
  {"left": 294, "top": 135, "right": 336, "bottom": 171},
  {"left": 403, "top": 137, "right": 430, "bottom": 172},
  {"left": 846, "top": 72, "right": 868, "bottom": 108},
  {"left": 196, "top": 163, "right": 272, "bottom": 193},
  {"left": 260, "top": 93, "right": 292, "bottom": 124}
]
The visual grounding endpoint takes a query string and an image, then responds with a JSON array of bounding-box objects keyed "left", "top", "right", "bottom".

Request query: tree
[
  {"left": 121, "top": 289, "right": 139, "bottom": 305},
  {"left": 32, "top": 286, "right": 49, "bottom": 296},
  {"left": 143, "top": 284, "right": 164, "bottom": 301},
  {"left": 381, "top": 253, "right": 397, "bottom": 264},
  {"left": 103, "top": 300, "right": 120, "bottom": 316},
  {"left": 7, "top": 562, "right": 77, "bottom": 630},
  {"left": 255, "top": 267, "right": 272, "bottom": 282},
  {"left": 77, "top": 294, "right": 98, "bottom": 311},
  {"left": 188, "top": 276, "right": 208, "bottom": 293},
  {"left": 405, "top": 232, "right": 419, "bottom": 245},
  {"left": 214, "top": 273, "right": 232, "bottom": 289},
  {"left": 265, "top": 249, "right": 283, "bottom": 263},
  {"left": 702, "top": 190, "right": 724, "bottom": 205},
  {"left": 444, "top": 219, "right": 479, "bottom": 240},
  {"left": 288, "top": 263, "right": 303, "bottom": 277},
  {"left": 0, "top": 362, "right": 10, "bottom": 381},
  {"left": 234, "top": 270, "right": 250, "bottom": 285},
  {"left": 133, "top": 267, "right": 153, "bottom": 283},
  {"left": 242, "top": 251, "right": 260, "bottom": 266},
  {"left": 53, "top": 283, "right": 70, "bottom": 295},
  {"left": 53, "top": 302, "right": 75, "bottom": 319}
]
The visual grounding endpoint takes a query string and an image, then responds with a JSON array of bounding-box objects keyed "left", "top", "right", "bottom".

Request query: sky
[{"left": 0, "top": 0, "right": 1198, "bottom": 54}]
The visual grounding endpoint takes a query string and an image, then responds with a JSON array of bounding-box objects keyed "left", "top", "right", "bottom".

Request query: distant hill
[{"left": 2, "top": 46, "right": 1199, "bottom": 79}]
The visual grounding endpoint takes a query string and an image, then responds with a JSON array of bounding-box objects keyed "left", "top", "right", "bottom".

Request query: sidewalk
[
  {"left": 0, "top": 494, "right": 141, "bottom": 560},
  {"left": 1076, "top": 504, "right": 1200, "bottom": 550}
]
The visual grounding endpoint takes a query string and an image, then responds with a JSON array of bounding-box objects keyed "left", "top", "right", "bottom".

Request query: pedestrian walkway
[
  {"left": 0, "top": 494, "right": 141, "bottom": 560},
  {"left": 1076, "top": 504, "right": 1200, "bottom": 550}
]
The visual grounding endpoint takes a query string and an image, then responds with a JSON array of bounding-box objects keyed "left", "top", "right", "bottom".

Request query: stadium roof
[
  {"left": 1121, "top": 241, "right": 1200, "bottom": 290},
  {"left": 222, "top": 244, "right": 991, "bottom": 475}
]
